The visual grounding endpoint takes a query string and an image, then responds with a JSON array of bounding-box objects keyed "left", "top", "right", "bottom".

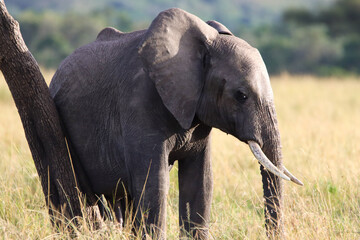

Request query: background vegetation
[
  {"left": 6, "top": 0, "right": 359, "bottom": 75},
  {"left": 0, "top": 72, "right": 359, "bottom": 239}
]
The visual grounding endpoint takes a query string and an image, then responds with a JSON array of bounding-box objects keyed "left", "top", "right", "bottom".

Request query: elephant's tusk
[
  {"left": 248, "top": 141, "right": 290, "bottom": 181},
  {"left": 282, "top": 166, "right": 304, "bottom": 186}
]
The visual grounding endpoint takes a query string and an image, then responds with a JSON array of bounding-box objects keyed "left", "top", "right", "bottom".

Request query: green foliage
[
  {"left": 7, "top": 0, "right": 359, "bottom": 74},
  {"left": 238, "top": 22, "right": 344, "bottom": 75},
  {"left": 8, "top": 0, "right": 334, "bottom": 28},
  {"left": 16, "top": 9, "right": 133, "bottom": 68},
  {"left": 283, "top": 8, "right": 316, "bottom": 25},
  {"left": 341, "top": 36, "right": 360, "bottom": 72},
  {"left": 318, "top": 0, "right": 360, "bottom": 36},
  {"left": 271, "top": 0, "right": 360, "bottom": 74}
]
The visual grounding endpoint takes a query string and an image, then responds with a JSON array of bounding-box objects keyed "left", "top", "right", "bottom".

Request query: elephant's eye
[{"left": 235, "top": 90, "right": 248, "bottom": 103}]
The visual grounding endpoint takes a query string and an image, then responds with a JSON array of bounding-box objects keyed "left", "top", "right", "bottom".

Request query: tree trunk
[{"left": 0, "top": 1, "right": 100, "bottom": 228}]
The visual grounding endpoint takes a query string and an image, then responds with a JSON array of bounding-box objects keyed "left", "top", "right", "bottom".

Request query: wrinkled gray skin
[{"left": 50, "top": 8, "right": 284, "bottom": 239}]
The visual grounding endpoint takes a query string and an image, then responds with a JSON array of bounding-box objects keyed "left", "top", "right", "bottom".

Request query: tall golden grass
[{"left": 0, "top": 71, "right": 359, "bottom": 239}]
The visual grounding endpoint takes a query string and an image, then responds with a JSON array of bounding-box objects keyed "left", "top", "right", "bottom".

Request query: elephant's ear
[
  {"left": 206, "top": 20, "right": 233, "bottom": 35},
  {"left": 138, "top": 8, "right": 218, "bottom": 129}
]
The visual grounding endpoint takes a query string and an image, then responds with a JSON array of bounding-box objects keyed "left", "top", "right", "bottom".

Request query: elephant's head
[{"left": 139, "top": 8, "right": 302, "bottom": 235}]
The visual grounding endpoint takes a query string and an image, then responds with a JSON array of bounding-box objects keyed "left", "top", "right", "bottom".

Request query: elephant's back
[
  {"left": 49, "top": 28, "right": 146, "bottom": 118},
  {"left": 49, "top": 29, "right": 146, "bottom": 100}
]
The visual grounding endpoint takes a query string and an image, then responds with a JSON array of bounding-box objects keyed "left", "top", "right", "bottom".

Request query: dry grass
[{"left": 0, "top": 71, "right": 359, "bottom": 239}]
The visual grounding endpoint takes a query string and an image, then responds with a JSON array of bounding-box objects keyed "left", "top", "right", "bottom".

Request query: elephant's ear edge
[{"left": 206, "top": 20, "right": 233, "bottom": 36}]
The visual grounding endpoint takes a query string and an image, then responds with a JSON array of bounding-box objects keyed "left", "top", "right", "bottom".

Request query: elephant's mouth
[{"left": 247, "top": 141, "right": 303, "bottom": 186}]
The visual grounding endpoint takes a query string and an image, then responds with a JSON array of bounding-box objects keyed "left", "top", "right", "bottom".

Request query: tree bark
[{"left": 0, "top": 0, "right": 99, "bottom": 228}]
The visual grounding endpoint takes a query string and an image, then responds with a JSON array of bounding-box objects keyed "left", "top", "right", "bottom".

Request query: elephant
[{"left": 49, "top": 8, "right": 303, "bottom": 239}]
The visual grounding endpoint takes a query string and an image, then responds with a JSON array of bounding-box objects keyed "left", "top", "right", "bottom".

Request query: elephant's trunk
[
  {"left": 260, "top": 135, "right": 284, "bottom": 238},
  {"left": 248, "top": 140, "right": 303, "bottom": 237},
  {"left": 251, "top": 102, "right": 302, "bottom": 238}
]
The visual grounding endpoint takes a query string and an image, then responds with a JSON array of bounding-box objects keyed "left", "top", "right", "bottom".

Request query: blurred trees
[
  {"left": 17, "top": 9, "right": 133, "bottom": 68},
  {"left": 251, "top": 0, "right": 360, "bottom": 75},
  {"left": 11, "top": 0, "right": 360, "bottom": 75}
]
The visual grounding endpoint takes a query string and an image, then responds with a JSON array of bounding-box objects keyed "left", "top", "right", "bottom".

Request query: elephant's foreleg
[
  {"left": 178, "top": 142, "right": 212, "bottom": 240},
  {"left": 127, "top": 157, "right": 169, "bottom": 239}
]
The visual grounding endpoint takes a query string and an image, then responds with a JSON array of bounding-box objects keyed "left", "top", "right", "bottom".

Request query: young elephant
[{"left": 49, "top": 8, "right": 302, "bottom": 239}]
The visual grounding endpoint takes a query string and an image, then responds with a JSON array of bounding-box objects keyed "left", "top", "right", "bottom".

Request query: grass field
[{"left": 0, "top": 72, "right": 359, "bottom": 239}]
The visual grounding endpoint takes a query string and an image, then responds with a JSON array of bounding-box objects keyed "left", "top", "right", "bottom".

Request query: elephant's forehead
[
  {"left": 226, "top": 46, "right": 269, "bottom": 80},
  {"left": 212, "top": 36, "right": 273, "bottom": 99},
  {"left": 248, "top": 65, "right": 273, "bottom": 101},
  {"left": 233, "top": 46, "right": 265, "bottom": 72},
  {"left": 229, "top": 42, "right": 273, "bottom": 100},
  {"left": 216, "top": 37, "right": 266, "bottom": 73}
]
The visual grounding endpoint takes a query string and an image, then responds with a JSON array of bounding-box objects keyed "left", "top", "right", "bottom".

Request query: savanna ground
[{"left": 0, "top": 71, "right": 359, "bottom": 239}]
